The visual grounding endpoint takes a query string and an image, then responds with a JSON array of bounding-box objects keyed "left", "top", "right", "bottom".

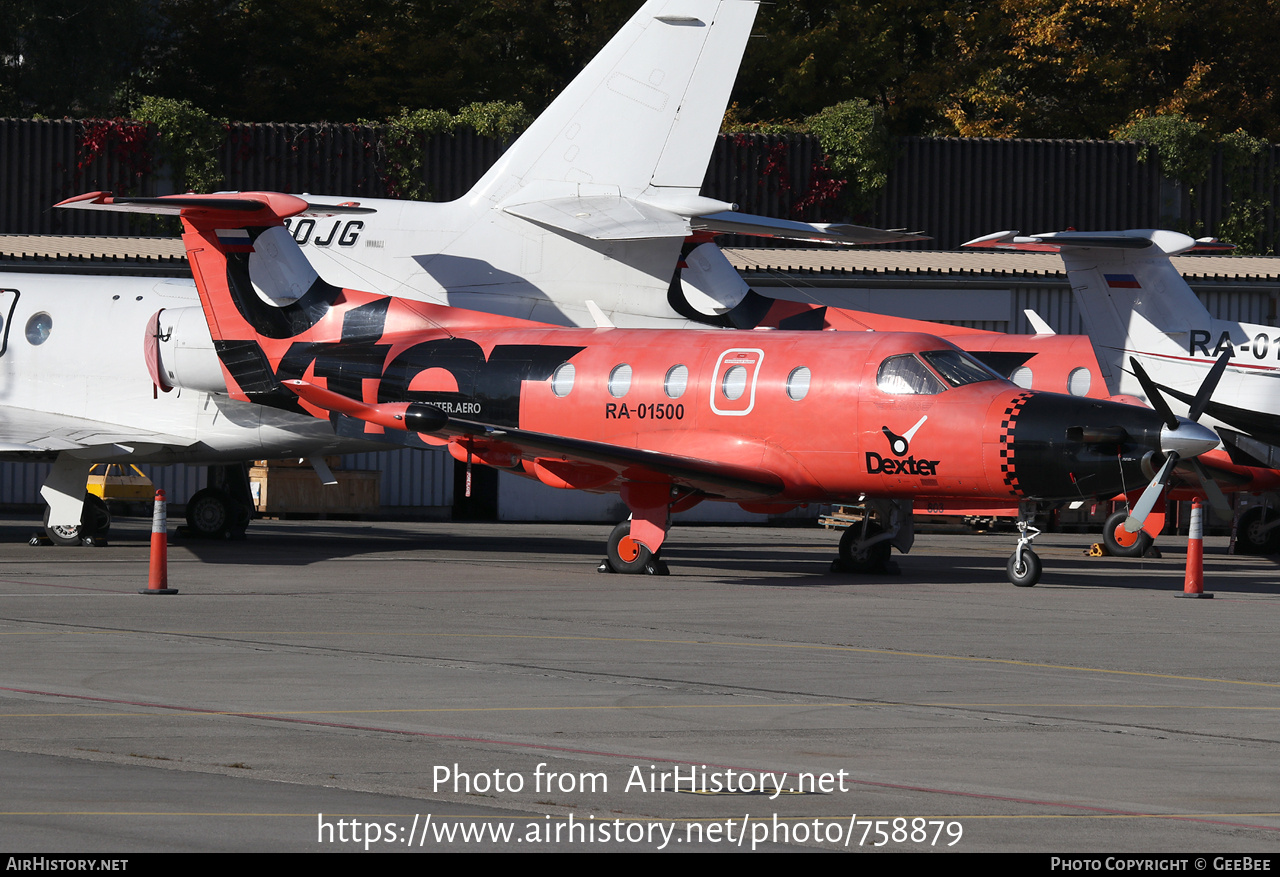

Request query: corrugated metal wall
[
  {"left": 0, "top": 451, "right": 450, "bottom": 510},
  {"left": 339, "top": 448, "right": 453, "bottom": 509},
  {"left": 0, "top": 461, "right": 205, "bottom": 506}
]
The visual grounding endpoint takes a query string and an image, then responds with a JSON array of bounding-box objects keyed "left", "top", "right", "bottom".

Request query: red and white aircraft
[
  {"left": 965, "top": 229, "right": 1280, "bottom": 553},
  {"left": 58, "top": 190, "right": 1224, "bottom": 585},
  {"left": 9, "top": 0, "right": 928, "bottom": 545}
]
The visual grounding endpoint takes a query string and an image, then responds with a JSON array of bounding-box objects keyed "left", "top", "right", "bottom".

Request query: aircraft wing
[
  {"left": 285, "top": 379, "right": 784, "bottom": 498},
  {"left": 0, "top": 406, "right": 196, "bottom": 457}
]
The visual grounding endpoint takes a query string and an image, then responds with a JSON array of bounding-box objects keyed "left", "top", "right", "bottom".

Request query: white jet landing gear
[
  {"left": 38, "top": 455, "right": 108, "bottom": 546},
  {"left": 41, "top": 493, "right": 111, "bottom": 546},
  {"left": 1235, "top": 505, "right": 1280, "bottom": 554},
  {"left": 182, "top": 464, "right": 254, "bottom": 539}
]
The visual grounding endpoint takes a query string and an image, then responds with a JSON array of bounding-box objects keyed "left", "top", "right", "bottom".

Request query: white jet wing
[{"left": 0, "top": 406, "right": 196, "bottom": 457}]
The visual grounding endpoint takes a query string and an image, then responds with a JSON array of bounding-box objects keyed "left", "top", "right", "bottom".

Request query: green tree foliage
[
  {"left": 737, "top": 0, "right": 1280, "bottom": 141},
  {"left": 1113, "top": 115, "right": 1212, "bottom": 186},
  {"left": 132, "top": 96, "right": 226, "bottom": 193},
  {"left": 805, "top": 99, "right": 891, "bottom": 212},
  {"left": 143, "top": 0, "right": 634, "bottom": 123},
  {"left": 0, "top": 0, "right": 152, "bottom": 117},
  {"left": 372, "top": 102, "right": 531, "bottom": 200},
  {"left": 1114, "top": 115, "right": 1276, "bottom": 253}
]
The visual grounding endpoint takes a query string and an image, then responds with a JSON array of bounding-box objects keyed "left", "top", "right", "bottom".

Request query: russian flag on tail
[
  {"left": 1105, "top": 273, "right": 1141, "bottom": 288},
  {"left": 216, "top": 228, "right": 254, "bottom": 252}
]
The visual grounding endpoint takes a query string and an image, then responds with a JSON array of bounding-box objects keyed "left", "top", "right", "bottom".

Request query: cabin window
[
  {"left": 551, "top": 362, "right": 576, "bottom": 397},
  {"left": 876, "top": 354, "right": 944, "bottom": 395},
  {"left": 721, "top": 365, "right": 747, "bottom": 400},
  {"left": 1068, "top": 367, "right": 1092, "bottom": 396},
  {"left": 786, "top": 366, "right": 811, "bottom": 401},
  {"left": 608, "top": 364, "right": 632, "bottom": 397},
  {"left": 1010, "top": 366, "right": 1033, "bottom": 389},
  {"left": 25, "top": 312, "right": 52, "bottom": 346},
  {"left": 664, "top": 364, "right": 688, "bottom": 399}
]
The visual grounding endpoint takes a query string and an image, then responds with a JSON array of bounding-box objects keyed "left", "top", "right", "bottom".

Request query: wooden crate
[{"left": 249, "top": 467, "right": 380, "bottom": 515}]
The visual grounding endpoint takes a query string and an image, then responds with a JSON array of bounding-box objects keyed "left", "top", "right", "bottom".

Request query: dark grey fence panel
[
  {"left": 4, "top": 119, "right": 1279, "bottom": 251},
  {"left": 1, "top": 118, "right": 163, "bottom": 235}
]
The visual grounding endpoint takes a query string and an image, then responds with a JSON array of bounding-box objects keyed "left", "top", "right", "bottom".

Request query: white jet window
[
  {"left": 1010, "top": 366, "right": 1033, "bottom": 389},
  {"left": 25, "top": 312, "right": 52, "bottom": 346},
  {"left": 608, "top": 364, "right": 633, "bottom": 398}
]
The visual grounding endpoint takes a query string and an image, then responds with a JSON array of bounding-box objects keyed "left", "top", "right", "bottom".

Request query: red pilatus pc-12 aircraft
[{"left": 59, "top": 192, "right": 1221, "bottom": 586}]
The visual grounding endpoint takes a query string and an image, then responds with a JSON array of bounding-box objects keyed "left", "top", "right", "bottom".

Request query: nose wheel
[{"left": 1006, "top": 520, "right": 1042, "bottom": 587}]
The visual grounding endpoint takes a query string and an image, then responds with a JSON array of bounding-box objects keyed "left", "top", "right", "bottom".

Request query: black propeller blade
[{"left": 1123, "top": 351, "right": 1231, "bottom": 533}]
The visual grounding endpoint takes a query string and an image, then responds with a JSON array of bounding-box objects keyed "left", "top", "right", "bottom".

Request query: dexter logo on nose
[{"left": 882, "top": 415, "right": 928, "bottom": 456}]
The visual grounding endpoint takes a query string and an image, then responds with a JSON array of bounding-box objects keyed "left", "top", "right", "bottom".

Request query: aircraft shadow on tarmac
[{"left": 7, "top": 517, "right": 1280, "bottom": 592}]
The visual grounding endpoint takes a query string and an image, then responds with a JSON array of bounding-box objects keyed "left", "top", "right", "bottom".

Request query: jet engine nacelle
[{"left": 149, "top": 306, "right": 228, "bottom": 394}]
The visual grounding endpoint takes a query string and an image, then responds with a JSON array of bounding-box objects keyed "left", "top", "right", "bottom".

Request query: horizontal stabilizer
[
  {"left": 57, "top": 191, "right": 375, "bottom": 218},
  {"left": 504, "top": 196, "right": 930, "bottom": 245},
  {"left": 962, "top": 229, "right": 1232, "bottom": 255},
  {"left": 693, "top": 212, "right": 929, "bottom": 245},
  {"left": 503, "top": 195, "right": 690, "bottom": 240}
]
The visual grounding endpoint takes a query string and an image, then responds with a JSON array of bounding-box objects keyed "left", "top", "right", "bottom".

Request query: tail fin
[
  {"left": 56, "top": 192, "right": 449, "bottom": 410},
  {"left": 471, "top": 0, "right": 758, "bottom": 210},
  {"left": 963, "top": 229, "right": 1233, "bottom": 383}
]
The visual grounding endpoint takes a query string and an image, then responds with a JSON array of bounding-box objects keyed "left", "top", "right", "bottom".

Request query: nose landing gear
[{"left": 1006, "top": 517, "right": 1042, "bottom": 587}]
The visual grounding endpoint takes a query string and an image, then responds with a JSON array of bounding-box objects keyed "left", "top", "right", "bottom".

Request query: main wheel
[
  {"left": 1006, "top": 549, "right": 1042, "bottom": 587},
  {"left": 42, "top": 493, "right": 111, "bottom": 546},
  {"left": 606, "top": 520, "right": 655, "bottom": 574},
  {"left": 1102, "top": 511, "right": 1152, "bottom": 558},
  {"left": 186, "top": 488, "right": 234, "bottom": 539},
  {"left": 837, "top": 523, "right": 891, "bottom": 573},
  {"left": 81, "top": 494, "right": 111, "bottom": 541},
  {"left": 1236, "top": 507, "right": 1280, "bottom": 554}
]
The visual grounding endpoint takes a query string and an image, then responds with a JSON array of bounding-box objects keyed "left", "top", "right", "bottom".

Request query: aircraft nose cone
[{"left": 1160, "top": 419, "right": 1219, "bottom": 458}]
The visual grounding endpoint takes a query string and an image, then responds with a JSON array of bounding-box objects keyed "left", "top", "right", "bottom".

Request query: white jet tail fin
[
  {"left": 470, "top": 0, "right": 758, "bottom": 213},
  {"left": 963, "top": 230, "right": 1234, "bottom": 383}
]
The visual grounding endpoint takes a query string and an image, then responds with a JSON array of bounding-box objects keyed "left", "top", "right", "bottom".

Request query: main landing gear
[
  {"left": 1235, "top": 506, "right": 1280, "bottom": 554},
  {"left": 42, "top": 492, "right": 111, "bottom": 546},
  {"left": 181, "top": 464, "right": 254, "bottom": 540},
  {"left": 829, "top": 499, "right": 911, "bottom": 575},
  {"left": 597, "top": 484, "right": 697, "bottom": 575},
  {"left": 599, "top": 520, "right": 669, "bottom": 575},
  {"left": 1101, "top": 510, "right": 1154, "bottom": 558}
]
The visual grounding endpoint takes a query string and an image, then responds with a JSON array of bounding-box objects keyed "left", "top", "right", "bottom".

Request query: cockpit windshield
[
  {"left": 877, "top": 354, "right": 945, "bottom": 395},
  {"left": 919, "top": 349, "right": 1002, "bottom": 388},
  {"left": 877, "top": 349, "right": 1002, "bottom": 395}
]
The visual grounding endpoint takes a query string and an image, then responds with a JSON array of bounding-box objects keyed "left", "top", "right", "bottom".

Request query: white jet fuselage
[{"left": 0, "top": 273, "right": 368, "bottom": 463}]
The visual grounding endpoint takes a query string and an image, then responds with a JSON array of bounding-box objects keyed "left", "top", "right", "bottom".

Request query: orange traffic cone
[
  {"left": 140, "top": 489, "right": 178, "bottom": 595},
  {"left": 1177, "top": 497, "right": 1212, "bottom": 599}
]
